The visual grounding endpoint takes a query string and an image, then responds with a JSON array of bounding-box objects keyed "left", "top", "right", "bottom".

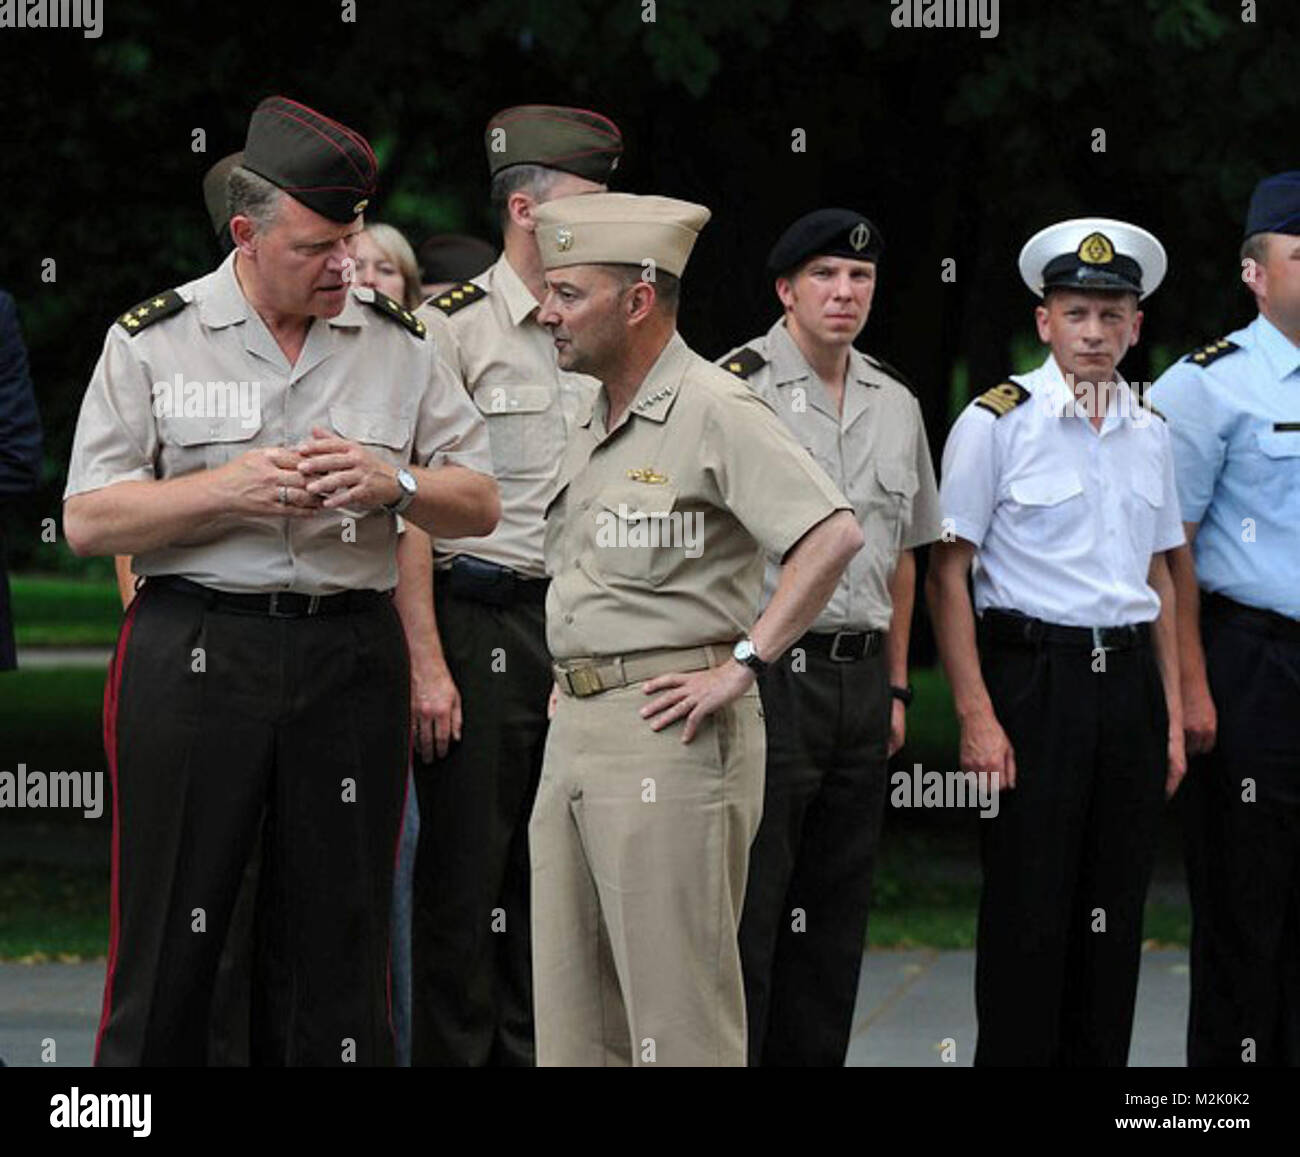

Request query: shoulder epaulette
[
  {"left": 116, "top": 290, "right": 186, "bottom": 335},
  {"left": 364, "top": 290, "right": 426, "bottom": 339},
  {"left": 721, "top": 347, "right": 767, "bottom": 379},
  {"left": 427, "top": 282, "right": 486, "bottom": 316},
  {"left": 1132, "top": 382, "right": 1166, "bottom": 421},
  {"left": 863, "top": 352, "right": 915, "bottom": 391},
  {"left": 973, "top": 381, "right": 1031, "bottom": 418},
  {"left": 1184, "top": 338, "right": 1241, "bottom": 368}
]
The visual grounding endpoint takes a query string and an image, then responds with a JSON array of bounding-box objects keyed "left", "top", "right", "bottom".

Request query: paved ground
[
  {"left": 0, "top": 948, "right": 1189, "bottom": 1067},
  {"left": 14, "top": 647, "right": 113, "bottom": 670}
]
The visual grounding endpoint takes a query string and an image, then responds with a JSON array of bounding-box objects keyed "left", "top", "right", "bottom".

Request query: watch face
[
  {"left": 733, "top": 640, "right": 754, "bottom": 662},
  {"left": 397, "top": 469, "right": 416, "bottom": 494}
]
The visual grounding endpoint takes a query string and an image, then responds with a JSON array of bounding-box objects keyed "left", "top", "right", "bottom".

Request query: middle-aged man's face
[
  {"left": 241, "top": 194, "right": 361, "bottom": 319},
  {"left": 351, "top": 231, "right": 406, "bottom": 304},
  {"left": 538, "top": 265, "right": 632, "bottom": 378},
  {"left": 777, "top": 255, "right": 876, "bottom": 348},
  {"left": 1034, "top": 289, "right": 1142, "bottom": 387},
  {"left": 1250, "top": 232, "right": 1300, "bottom": 337}
]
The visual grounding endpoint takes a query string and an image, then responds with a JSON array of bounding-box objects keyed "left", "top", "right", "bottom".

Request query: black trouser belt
[
  {"left": 798, "top": 629, "right": 884, "bottom": 662},
  {"left": 1202, "top": 591, "right": 1300, "bottom": 645},
  {"left": 979, "top": 608, "right": 1151, "bottom": 651},
  {"left": 151, "top": 575, "right": 389, "bottom": 618},
  {"left": 439, "top": 555, "right": 549, "bottom": 607}
]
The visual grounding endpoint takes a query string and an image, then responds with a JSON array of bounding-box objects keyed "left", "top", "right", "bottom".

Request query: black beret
[
  {"left": 1245, "top": 171, "right": 1300, "bottom": 240},
  {"left": 766, "top": 208, "right": 884, "bottom": 277},
  {"left": 242, "top": 96, "right": 378, "bottom": 224},
  {"left": 485, "top": 104, "right": 623, "bottom": 184},
  {"left": 417, "top": 234, "right": 498, "bottom": 284}
]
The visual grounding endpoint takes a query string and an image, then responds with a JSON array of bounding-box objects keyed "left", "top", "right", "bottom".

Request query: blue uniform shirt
[{"left": 1148, "top": 314, "right": 1300, "bottom": 619}]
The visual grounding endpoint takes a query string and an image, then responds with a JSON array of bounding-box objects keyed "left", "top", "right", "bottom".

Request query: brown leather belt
[{"left": 554, "top": 643, "right": 731, "bottom": 698}]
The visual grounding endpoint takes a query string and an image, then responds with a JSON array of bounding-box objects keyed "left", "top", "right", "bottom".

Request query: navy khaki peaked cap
[{"left": 242, "top": 96, "right": 378, "bottom": 224}]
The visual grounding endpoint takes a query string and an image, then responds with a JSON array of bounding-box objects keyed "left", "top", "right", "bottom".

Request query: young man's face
[
  {"left": 1250, "top": 232, "right": 1300, "bottom": 337},
  {"left": 1034, "top": 289, "right": 1142, "bottom": 386},
  {"left": 538, "top": 265, "right": 632, "bottom": 378},
  {"left": 237, "top": 195, "right": 361, "bottom": 318},
  {"left": 777, "top": 255, "right": 876, "bottom": 348}
]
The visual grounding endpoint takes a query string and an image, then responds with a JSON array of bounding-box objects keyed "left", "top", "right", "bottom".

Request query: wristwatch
[
  {"left": 890, "top": 683, "right": 914, "bottom": 707},
  {"left": 384, "top": 468, "right": 418, "bottom": 515},
  {"left": 732, "top": 637, "right": 768, "bottom": 676}
]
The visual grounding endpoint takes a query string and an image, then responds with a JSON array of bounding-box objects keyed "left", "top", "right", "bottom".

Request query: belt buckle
[
  {"left": 829, "top": 631, "right": 861, "bottom": 662},
  {"left": 307, "top": 594, "right": 322, "bottom": 616},
  {"left": 267, "top": 591, "right": 292, "bottom": 619},
  {"left": 568, "top": 666, "right": 604, "bottom": 698},
  {"left": 1091, "top": 625, "right": 1113, "bottom": 652}
]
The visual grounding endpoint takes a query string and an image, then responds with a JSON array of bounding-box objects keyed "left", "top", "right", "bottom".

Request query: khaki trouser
[{"left": 529, "top": 675, "right": 765, "bottom": 1066}]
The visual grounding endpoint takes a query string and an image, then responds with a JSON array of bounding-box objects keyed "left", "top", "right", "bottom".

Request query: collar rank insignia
[
  {"left": 363, "top": 290, "right": 425, "bottom": 338},
  {"left": 974, "top": 381, "right": 1031, "bottom": 418},
  {"left": 722, "top": 347, "right": 766, "bottom": 379},
  {"left": 116, "top": 289, "right": 187, "bottom": 336},
  {"left": 1185, "top": 338, "right": 1241, "bottom": 367},
  {"left": 627, "top": 467, "right": 669, "bottom": 484},
  {"left": 428, "top": 282, "right": 486, "bottom": 317}
]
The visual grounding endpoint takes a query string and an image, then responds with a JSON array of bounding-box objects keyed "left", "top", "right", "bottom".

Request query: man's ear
[
  {"left": 230, "top": 215, "right": 258, "bottom": 256},
  {"left": 1129, "top": 308, "right": 1144, "bottom": 348},
  {"left": 507, "top": 190, "right": 537, "bottom": 233},
  {"left": 1033, "top": 302, "right": 1052, "bottom": 344},
  {"left": 625, "top": 279, "right": 657, "bottom": 324},
  {"left": 775, "top": 276, "right": 795, "bottom": 311}
]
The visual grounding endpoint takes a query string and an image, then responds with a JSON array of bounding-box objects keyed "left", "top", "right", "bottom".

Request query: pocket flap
[
  {"left": 160, "top": 415, "right": 261, "bottom": 447},
  {"left": 1258, "top": 430, "right": 1300, "bottom": 459},
  {"left": 595, "top": 484, "right": 678, "bottom": 521},
  {"left": 328, "top": 404, "right": 411, "bottom": 449},
  {"left": 475, "top": 384, "right": 553, "bottom": 416},
  {"left": 1009, "top": 470, "right": 1084, "bottom": 506},
  {"left": 1131, "top": 464, "right": 1163, "bottom": 506},
  {"left": 876, "top": 459, "right": 918, "bottom": 496}
]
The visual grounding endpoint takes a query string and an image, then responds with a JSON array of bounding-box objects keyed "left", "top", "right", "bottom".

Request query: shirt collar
[
  {"left": 492, "top": 254, "right": 543, "bottom": 328},
  {"left": 765, "top": 317, "right": 878, "bottom": 390},
  {"left": 1251, "top": 313, "right": 1300, "bottom": 382},
  {"left": 1037, "top": 353, "right": 1136, "bottom": 429},
  {"left": 583, "top": 332, "right": 689, "bottom": 430}
]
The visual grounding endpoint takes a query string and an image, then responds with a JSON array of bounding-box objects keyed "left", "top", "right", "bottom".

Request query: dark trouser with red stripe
[
  {"left": 95, "top": 579, "right": 409, "bottom": 1067},
  {"left": 411, "top": 583, "right": 550, "bottom": 1066},
  {"left": 1185, "top": 602, "right": 1300, "bottom": 1067},
  {"left": 739, "top": 640, "right": 891, "bottom": 1067},
  {"left": 974, "top": 627, "right": 1167, "bottom": 1066}
]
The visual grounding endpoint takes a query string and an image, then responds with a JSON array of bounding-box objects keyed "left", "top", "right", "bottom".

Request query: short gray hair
[
  {"left": 605, "top": 264, "right": 681, "bottom": 314},
  {"left": 490, "top": 164, "right": 567, "bottom": 229},
  {"left": 227, "top": 165, "right": 285, "bottom": 236}
]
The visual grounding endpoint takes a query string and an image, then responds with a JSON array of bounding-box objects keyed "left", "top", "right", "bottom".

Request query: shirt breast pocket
[
  {"left": 1126, "top": 462, "right": 1164, "bottom": 557},
  {"left": 590, "top": 483, "right": 681, "bottom": 588},
  {"left": 328, "top": 404, "right": 412, "bottom": 467},
  {"left": 1253, "top": 429, "right": 1300, "bottom": 497},
  {"left": 158, "top": 414, "right": 262, "bottom": 472},
  {"left": 475, "top": 383, "right": 563, "bottom": 476},
  {"left": 1007, "top": 469, "right": 1084, "bottom": 533}
]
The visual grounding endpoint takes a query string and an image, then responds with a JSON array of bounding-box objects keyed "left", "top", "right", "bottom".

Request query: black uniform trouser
[
  {"left": 411, "top": 584, "right": 551, "bottom": 1066},
  {"left": 1185, "top": 602, "right": 1300, "bottom": 1067},
  {"left": 974, "top": 627, "right": 1167, "bottom": 1067},
  {"left": 94, "top": 580, "right": 409, "bottom": 1067},
  {"left": 739, "top": 640, "right": 891, "bottom": 1067}
]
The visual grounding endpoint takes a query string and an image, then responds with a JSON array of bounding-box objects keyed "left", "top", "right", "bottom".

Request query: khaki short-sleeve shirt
[
  {"left": 544, "top": 332, "right": 850, "bottom": 660},
  {"left": 418, "top": 255, "right": 598, "bottom": 578},
  {"left": 64, "top": 253, "right": 492, "bottom": 595},
  {"left": 720, "top": 319, "right": 941, "bottom": 630}
]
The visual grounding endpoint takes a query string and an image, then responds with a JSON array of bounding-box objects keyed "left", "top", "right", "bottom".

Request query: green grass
[
  {"left": 0, "top": 863, "right": 109, "bottom": 961},
  {"left": 0, "top": 666, "right": 109, "bottom": 776},
  {"left": 10, "top": 576, "right": 122, "bottom": 646}
]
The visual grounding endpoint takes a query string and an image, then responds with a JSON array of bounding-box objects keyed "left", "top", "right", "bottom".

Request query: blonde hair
[{"left": 360, "top": 223, "right": 422, "bottom": 309}]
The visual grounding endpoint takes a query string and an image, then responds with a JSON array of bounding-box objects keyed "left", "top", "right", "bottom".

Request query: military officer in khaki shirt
[
  {"left": 529, "top": 192, "right": 864, "bottom": 1067},
  {"left": 63, "top": 96, "right": 498, "bottom": 1067},
  {"left": 720, "top": 208, "right": 942, "bottom": 1066},
  {"left": 409, "top": 105, "right": 622, "bottom": 1067}
]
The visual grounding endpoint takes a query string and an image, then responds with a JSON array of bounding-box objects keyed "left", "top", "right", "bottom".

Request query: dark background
[{"left": 1, "top": 0, "right": 1296, "bottom": 582}]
